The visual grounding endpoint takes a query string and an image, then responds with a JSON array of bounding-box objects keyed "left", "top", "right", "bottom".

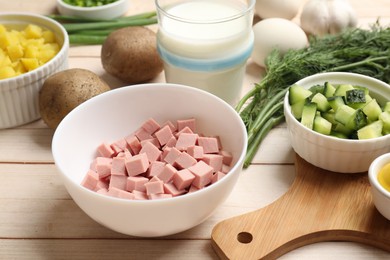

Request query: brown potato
[
  {"left": 39, "top": 68, "right": 111, "bottom": 129},
  {"left": 101, "top": 26, "right": 163, "bottom": 84}
]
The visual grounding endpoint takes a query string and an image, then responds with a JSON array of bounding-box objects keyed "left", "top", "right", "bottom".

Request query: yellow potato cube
[
  {"left": 0, "top": 55, "right": 12, "bottom": 67},
  {"left": 38, "top": 49, "right": 56, "bottom": 63},
  {"left": 0, "top": 66, "right": 16, "bottom": 79},
  {"left": 12, "top": 61, "right": 27, "bottom": 74},
  {"left": 0, "top": 24, "right": 6, "bottom": 34},
  {"left": 21, "top": 58, "right": 40, "bottom": 71},
  {"left": 0, "top": 32, "right": 19, "bottom": 50},
  {"left": 7, "top": 44, "right": 24, "bottom": 62},
  {"left": 42, "top": 30, "right": 56, "bottom": 43},
  {"left": 24, "top": 24, "right": 43, "bottom": 39},
  {"left": 24, "top": 45, "right": 39, "bottom": 58}
]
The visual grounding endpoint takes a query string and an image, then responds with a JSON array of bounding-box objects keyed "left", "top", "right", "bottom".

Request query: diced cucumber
[
  {"left": 384, "top": 102, "right": 390, "bottom": 113},
  {"left": 362, "top": 98, "right": 382, "bottom": 121},
  {"left": 313, "top": 115, "right": 332, "bottom": 135},
  {"left": 357, "top": 120, "right": 383, "bottom": 140},
  {"left": 322, "top": 111, "right": 337, "bottom": 126},
  {"left": 324, "top": 82, "right": 336, "bottom": 98},
  {"left": 309, "top": 84, "right": 325, "bottom": 97},
  {"left": 334, "top": 84, "right": 354, "bottom": 98},
  {"left": 311, "top": 93, "right": 331, "bottom": 112},
  {"left": 345, "top": 109, "right": 367, "bottom": 130},
  {"left": 289, "top": 84, "right": 312, "bottom": 105},
  {"left": 334, "top": 122, "right": 353, "bottom": 136},
  {"left": 330, "top": 131, "right": 348, "bottom": 139},
  {"left": 345, "top": 89, "right": 366, "bottom": 104},
  {"left": 335, "top": 105, "right": 356, "bottom": 125},
  {"left": 327, "top": 96, "right": 345, "bottom": 111},
  {"left": 379, "top": 111, "right": 390, "bottom": 133},
  {"left": 291, "top": 98, "right": 308, "bottom": 120},
  {"left": 301, "top": 103, "right": 317, "bottom": 130}
]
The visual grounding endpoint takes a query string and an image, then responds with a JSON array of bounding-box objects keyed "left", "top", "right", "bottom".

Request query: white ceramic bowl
[
  {"left": 0, "top": 13, "right": 69, "bottom": 129},
  {"left": 52, "top": 83, "right": 247, "bottom": 237},
  {"left": 56, "top": 0, "right": 130, "bottom": 20},
  {"left": 284, "top": 72, "right": 390, "bottom": 173},
  {"left": 369, "top": 153, "right": 390, "bottom": 221}
]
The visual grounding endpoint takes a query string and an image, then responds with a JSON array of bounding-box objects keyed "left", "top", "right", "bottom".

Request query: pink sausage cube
[
  {"left": 165, "top": 136, "right": 177, "bottom": 148},
  {"left": 175, "top": 126, "right": 194, "bottom": 138},
  {"left": 222, "top": 164, "right": 231, "bottom": 174},
  {"left": 186, "top": 145, "right": 204, "bottom": 160},
  {"left": 154, "top": 125, "right": 174, "bottom": 146},
  {"left": 211, "top": 171, "right": 226, "bottom": 184},
  {"left": 188, "top": 161, "right": 213, "bottom": 188},
  {"left": 163, "top": 147, "right": 182, "bottom": 165},
  {"left": 141, "top": 118, "right": 161, "bottom": 134},
  {"left": 163, "top": 183, "right": 186, "bottom": 197},
  {"left": 97, "top": 142, "right": 115, "bottom": 158},
  {"left": 157, "top": 163, "right": 177, "bottom": 183},
  {"left": 188, "top": 185, "right": 201, "bottom": 193},
  {"left": 81, "top": 170, "right": 99, "bottom": 190},
  {"left": 111, "top": 157, "right": 127, "bottom": 176},
  {"left": 220, "top": 150, "right": 233, "bottom": 166},
  {"left": 177, "top": 118, "right": 196, "bottom": 132},
  {"left": 95, "top": 157, "right": 112, "bottom": 179},
  {"left": 175, "top": 133, "right": 198, "bottom": 151},
  {"left": 139, "top": 141, "right": 162, "bottom": 163},
  {"left": 174, "top": 152, "right": 197, "bottom": 169},
  {"left": 108, "top": 187, "right": 135, "bottom": 200},
  {"left": 141, "top": 138, "right": 161, "bottom": 149},
  {"left": 148, "top": 193, "right": 173, "bottom": 200},
  {"left": 125, "top": 153, "right": 149, "bottom": 176},
  {"left": 126, "top": 176, "right": 149, "bottom": 192},
  {"left": 161, "top": 120, "right": 177, "bottom": 133},
  {"left": 132, "top": 190, "right": 148, "bottom": 200},
  {"left": 109, "top": 174, "right": 128, "bottom": 190},
  {"left": 125, "top": 135, "right": 142, "bottom": 155},
  {"left": 95, "top": 180, "right": 109, "bottom": 191},
  {"left": 173, "top": 169, "right": 195, "bottom": 190},
  {"left": 197, "top": 136, "right": 219, "bottom": 154},
  {"left": 147, "top": 161, "right": 166, "bottom": 178},
  {"left": 202, "top": 154, "right": 224, "bottom": 173},
  {"left": 111, "top": 138, "right": 128, "bottom": 155},
  {"left": 145, "top": 179, "right": 164, "bottom": 195},
  {"left": 135, "top": 127, "right": 153, "bottom": 141}
]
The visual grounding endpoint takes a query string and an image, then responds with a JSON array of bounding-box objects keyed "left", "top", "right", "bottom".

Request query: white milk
[{"left": 156, "top": 0, "right": 254, "bottom": 106}]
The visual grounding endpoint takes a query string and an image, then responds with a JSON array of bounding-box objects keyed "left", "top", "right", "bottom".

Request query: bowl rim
[
  {"left": 52, "top": 83, "right": 248, "bottom": 205},
  {"left": 0, "top": 12, "right": 69, "bottom": 86},
  {"left": 56, "top": 0, "right": 128, "bottom": 11},
  {"left": 369, "top": 153, "right": 390, "bottom": 198},
  {"left": 284, "top": 72, "right": 390, "bottom": 145}
]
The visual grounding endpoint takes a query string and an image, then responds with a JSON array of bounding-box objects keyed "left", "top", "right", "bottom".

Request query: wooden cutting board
[{"left": 211, "top": 154, "right": 390, "bottom": 259}]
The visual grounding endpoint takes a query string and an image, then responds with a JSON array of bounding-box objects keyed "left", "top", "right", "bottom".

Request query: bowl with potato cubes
[
  {"left": 0, "top": 13, "right": 69, "bottom": 129},
  {"left": 284, "top": 72, "right": 390, "bottom": 173}
]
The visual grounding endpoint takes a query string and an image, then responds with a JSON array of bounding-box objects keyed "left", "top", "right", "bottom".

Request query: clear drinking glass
[{"left": 155, "top": 0, "right": 255, "bottom": 106}]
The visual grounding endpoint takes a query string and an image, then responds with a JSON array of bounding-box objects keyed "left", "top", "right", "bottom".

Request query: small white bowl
[
  {"left": 0, "top": 13, "right": 69, "bottom": 129},
  {"left": 52, "top": 83, "right": 247, "bottom": 237},
  {"left": 284, "top": 72, "right": 390, "bottom": 173},
  {"left": 369, "top": 153, "right": 390, "bottom": 220},
  {"left": 56, "top": 0, "right": 130, "bottom": 20}
]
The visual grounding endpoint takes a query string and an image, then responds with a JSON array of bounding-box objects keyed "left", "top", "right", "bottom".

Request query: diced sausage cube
[
  {"left": 108, "top": 187, "right": 135, "bottom": 199},
  {"left": 139, "top": 141, "right": 162, "bottom": 163},
  {"left": 132, "top": 190, "right": 148, "bottom": 200},
  {"left": 173, "top": 169, "right": 195, "bottom": 190},
  {"left": 125, "top": 135, "right": 142, "bottom": 155},
  {"left": 163, "top": 147, "right": 182, "bottom": 165},
  {"left": 95, "top": 157, "right": 112, "bottom": 179},
  {"left": 81, "top": 170, "right": 99, "bottom": 190},
  {"left": 177, "top": 118, "right": 196, "bottom": 132},
  {"left": 161, "top": 120, "right": 177, "bottom": 132},
  {"left": 111, "top": 138, "right": 128, "bottom": 155},
  {"left": 175, "top": 126, "right": 194, "bottom": 138},
  {"left": 188, "top": 161, "right": 213, "bottom": 188},
  {"left": 111, "top": 157, "right": 127, "bottom": 176},
  {"left": 141, "top": 138, "right": 161, "bottom": 149},
  {"left": 147, "top": 161, "right": 166, "bottom": 178},
  {"left": 188, "top": 185, "right": 201, "bottom": 193},
  {"left": 97, "top": 142, "right": 115, "bottom": 158},
  {"left": 141, "top": 118, "right": 161, "bottom": 134},
  {"left": 174, "top": 152, "right": 197, "bottom": 169},
  {"left": 187, "top": 145, "right": 204, "bottom": 160},
  {"left": 95, "top": 180, "right": 109, "bottom": 191},
  {"left": 202, "top": 154, "right": 224, "bottom": 173},
  {"left": 126, "top": 176, "right": 149, "bottom": 192},
  {"left": 109, "top": 175, "right": 128, "bottom": 190},
  {"left": 148, "top": 193, "right": 173, "bottom": 200},
  {"left": 125, "top": 153, "right": 149, "bottom": 176},
  {"left": 96, "top": 188, "right": 109, "bottom": 195},
  {"left": 222, "top": 164, "right": 231, "bottom": 174},
  {"left": 220, "top": 150, "right": 233, "bottom": 166},
  {"left": 165, "top": 136, "right": 177, "bottom": 148},
  {"left": 154, "top": 125, "right": 174, "bottom": 146},
  {"left": 176, "top": 133, "right": 198, "bottom": 151},
  {"left": 163, "top": 183, "right": 186, "bottom": 197},
  {"left": 145, "top": 179, "right": 164, "bottom": 195},
  {"left": 211, "top": 171, "right": 226, "bottom": 184},
  {"left": 135, "top": 127, "right": 153, "bottom": 141},
  {"left": 197, "top": 136, "right": 219, "bottom": 154},
  {"left": 157, "top": 164, "right": 177, "bottom": 183}
]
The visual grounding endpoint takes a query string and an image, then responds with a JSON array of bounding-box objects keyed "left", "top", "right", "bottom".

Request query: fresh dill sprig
[{"left": 237, "top": 24, "right": 390, "bottom": 168}]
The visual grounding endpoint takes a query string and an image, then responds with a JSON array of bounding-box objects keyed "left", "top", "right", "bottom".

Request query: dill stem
[
  {"left": 235, "top": 84, "right": 262, "bottom": 112},
  {"left": 327, "top": 56, "right": 389, "bottom": 72}
]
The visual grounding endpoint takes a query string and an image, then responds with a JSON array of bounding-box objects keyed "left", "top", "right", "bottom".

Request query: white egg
[
  {"left": 255, "top": 0, "right": 302, "bottom": 20},
  {"left": 251, "top": 18, "right": 308, "bottom": 68}
]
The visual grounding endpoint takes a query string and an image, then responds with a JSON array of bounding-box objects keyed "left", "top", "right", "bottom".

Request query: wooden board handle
[{"left": 211, "top": 154, "right": 390, "bottom": 259}]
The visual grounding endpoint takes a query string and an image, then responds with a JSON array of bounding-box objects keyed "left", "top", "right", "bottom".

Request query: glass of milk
[{"left": 155, "top": 0, "right": 255, "bottom": 106}]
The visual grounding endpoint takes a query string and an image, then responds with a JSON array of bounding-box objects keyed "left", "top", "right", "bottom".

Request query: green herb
[
  {"left": 237, "top": 23, "right": 390, "bottom": 168},
  {"left": 48, "top": 11, "right": 157, "bottom": 45}
]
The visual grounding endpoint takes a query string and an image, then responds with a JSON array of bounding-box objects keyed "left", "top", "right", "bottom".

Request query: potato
[
  {"left": 39, "top": 68, "right": 111, "bottom": 129},
  {"left": 101, "top": 26, "right": 163, "bottom": 84}
]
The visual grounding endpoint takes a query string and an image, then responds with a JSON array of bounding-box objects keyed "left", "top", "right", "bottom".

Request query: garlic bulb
[{"left": 300, "top": 0, "right": 357, "bottom": 36}]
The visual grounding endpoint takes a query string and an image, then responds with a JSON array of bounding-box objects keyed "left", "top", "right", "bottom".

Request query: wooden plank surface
[{"left": 1, "top": 0, "right": 390, "bottom": 259}]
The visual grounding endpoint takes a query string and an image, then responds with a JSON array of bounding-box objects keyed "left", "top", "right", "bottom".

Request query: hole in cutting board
[{"left": 237, "top": 231, "right": 253, "bottom": 244}]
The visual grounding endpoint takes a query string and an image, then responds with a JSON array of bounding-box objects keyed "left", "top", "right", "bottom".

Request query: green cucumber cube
[
  {"left": 362, "top": 99, "right": 382, "bottom": 121},
  {"left": 301, "top": 103, "right": 317, "bottom": 130},
  {"left": 313, "top": 115, "right": 332, "bottom": 135},
  {"left": 289, "top": 84, "right": 312, "bottom": 105},
  {"left": 357, "top": 120, "right": 383, "bottom": 140},
  {"left": 324, "top": 82, "right": 336, "bottom": 98},
  {"left": 311, "top": 93, "right": 331, "bottom": 112},
  {"left": 327, "top": 96, "right": 345, "bottom": 111},
  {"left": 335, "top": 105, "right": 356, "bottom": 126}
]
